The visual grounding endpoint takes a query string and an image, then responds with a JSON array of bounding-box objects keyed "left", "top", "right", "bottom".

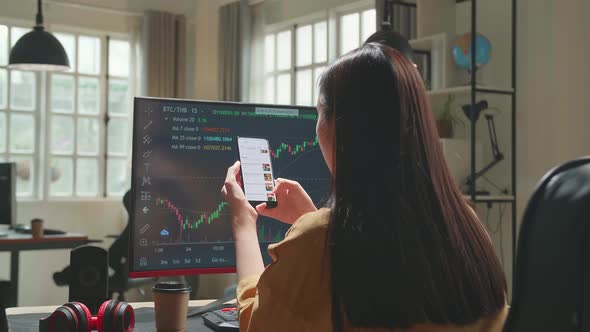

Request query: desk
[
  {"left": 0, "top": 232, "right": 88, "bottom": 307},
  {"left": 6, "top": 299, "right": 229, "bottom": 315},
  {"left": 6, "top": 299, "right": 235, "bottom": 331}
]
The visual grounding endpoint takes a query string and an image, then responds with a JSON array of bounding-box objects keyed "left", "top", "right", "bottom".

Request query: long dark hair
[{"left": 319, "top": 43, "right": 506, "bottom": 330}]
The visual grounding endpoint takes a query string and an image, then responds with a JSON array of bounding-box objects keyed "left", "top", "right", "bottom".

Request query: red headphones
[{"left": 39, "top": 300, "right": 135, "bottom": 332}]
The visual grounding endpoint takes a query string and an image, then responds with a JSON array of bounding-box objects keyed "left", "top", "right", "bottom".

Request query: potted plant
[{"left": 434, "top": 95, "right": 463, "bottom": 138}]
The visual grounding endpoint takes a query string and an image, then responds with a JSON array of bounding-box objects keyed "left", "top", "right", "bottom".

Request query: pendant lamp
[{"left": 8, "top": 0, "right": 70, "bottom": 71}]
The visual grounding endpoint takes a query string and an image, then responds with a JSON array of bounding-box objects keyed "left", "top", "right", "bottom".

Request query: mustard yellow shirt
[{"left": 237, "top": 208, "right": 508, "bottom": 332}]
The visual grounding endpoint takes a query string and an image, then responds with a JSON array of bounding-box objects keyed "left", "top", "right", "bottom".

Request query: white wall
[
  {"left": 517, "top": 0, "right": 590, "bottom": 215},
  {"left": 261, "top": 0, "right": 369, "bottom": 25},
  {"left": 192, "top": 0, "right": 238, "bottom": 101}
]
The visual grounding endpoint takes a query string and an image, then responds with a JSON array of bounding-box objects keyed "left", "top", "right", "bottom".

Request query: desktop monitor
[
  {"left": 129, "top": 97, "right": 331, "bottom": 277},
  {"left": 0, "top": 163, "right": 16, "bottom": 228}
]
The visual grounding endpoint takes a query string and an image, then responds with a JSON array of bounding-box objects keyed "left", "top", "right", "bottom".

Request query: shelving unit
[
  {"left": 383, "top": 0, "right": 517, "bottom": 274},
  {"left": 463, "top": 0, "right": 517, "bottom": 276},
  {"left": 409, "top": 34, "right": 443, "bottom": 50},
  {"left": 462, "top": 195, "right": 515, "bottom": 203},
  {"left": 426, "top": 85, "right": 514, "bottom": 97}
]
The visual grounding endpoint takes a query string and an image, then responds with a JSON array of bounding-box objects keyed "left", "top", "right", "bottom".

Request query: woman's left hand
[{"left": 221, "top": 161, "right": 258, "bottom": 232}]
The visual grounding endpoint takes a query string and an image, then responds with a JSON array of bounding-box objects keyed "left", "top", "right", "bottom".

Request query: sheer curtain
[{"left": 142, "top": 11, "right": 187, "bottom": 98}]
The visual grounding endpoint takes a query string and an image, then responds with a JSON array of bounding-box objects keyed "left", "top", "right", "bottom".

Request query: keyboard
[{"left": 202, "top": 307, "right": 239, "bottom": 331}]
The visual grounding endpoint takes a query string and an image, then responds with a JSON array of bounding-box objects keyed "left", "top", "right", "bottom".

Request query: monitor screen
[{"left": 130, "top": 97, "right": 331, "bottom": 277}]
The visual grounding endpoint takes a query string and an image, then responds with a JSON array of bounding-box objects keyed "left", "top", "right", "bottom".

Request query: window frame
[
  {"left": 0, "top": 19, "right": 134, "bottom": 202},
  {"left": 45, "top": 30, "right": 107, "bottom": 200},
  {"left": 334, "top": 1, "right": 377, "bottom": 57},
  {"left": 46, "top": 24, "right": 134, "bottom": 201},
  {"left": 264, "top": 12, "right": 330, "bottom": 107},
  {"left": 294, "top": 21, "right": 329, "bottom": 107},
  {"left": 0, "top": 19, "right": 44, "bottom": 200},
  {"left": 261, "top": 1, "right": 376, "bottom": 107},
  {"left": 105, "top": 35, "right": 134, "bottom": 198},
  {"left": 264, "top": 28, "right": 294, "bottom": 104}
]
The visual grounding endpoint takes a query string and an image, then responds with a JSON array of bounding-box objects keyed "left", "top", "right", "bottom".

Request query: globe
[{"left": 452, "top": 33, "right": 491, "bottom": 72}]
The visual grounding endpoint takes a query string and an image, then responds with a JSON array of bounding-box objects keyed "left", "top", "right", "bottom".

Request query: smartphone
[{"left": 237, "top": 137, "right": 278, "bottom": 208}]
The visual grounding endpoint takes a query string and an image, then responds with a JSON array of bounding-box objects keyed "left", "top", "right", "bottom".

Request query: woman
[{"left": 221, "top": 43, "right": 508, "bottom": 331}]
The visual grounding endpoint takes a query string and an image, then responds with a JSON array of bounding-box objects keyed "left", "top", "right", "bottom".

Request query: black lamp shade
[{"left": 9, "top": 26, "right": 70, "bottom": 71}]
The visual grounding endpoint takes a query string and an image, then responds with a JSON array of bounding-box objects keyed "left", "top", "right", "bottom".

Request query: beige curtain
[
  {"left": 218, "top": 2, "right": 241, "bottom": 101},
  {"left": 143, "top": 10, "right": 186, "bottom": 98}
]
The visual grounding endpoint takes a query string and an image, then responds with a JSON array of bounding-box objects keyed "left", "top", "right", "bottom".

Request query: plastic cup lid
[{"left": 152, "top": 281, "right": 192, "bottom": 293}]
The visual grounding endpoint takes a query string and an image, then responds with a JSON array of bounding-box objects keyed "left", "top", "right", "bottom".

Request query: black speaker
[
  {"left": 0, "top": 163, "right": 16, "bottom": 227},
  {"left": 68, "top": 246, "right": 109, "bottom": 314}
]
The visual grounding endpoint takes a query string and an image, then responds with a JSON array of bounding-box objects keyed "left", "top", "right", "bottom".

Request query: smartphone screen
[{"left": 237, "top": 137, "right": 278, "bottom": 207}]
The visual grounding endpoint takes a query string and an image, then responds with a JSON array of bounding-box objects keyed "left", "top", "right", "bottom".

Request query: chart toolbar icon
[
  {"left": 142, "top": 177, "right": 152, "bottom": 186},
  {"left": 143, "top": 120, "right": 153, "bottom": 130},
  {"left": 140, "top": 224, "right": 150, "bottom": 234},
  {"left": 141, "top": 191, "right": 152, "bottom": 201}
]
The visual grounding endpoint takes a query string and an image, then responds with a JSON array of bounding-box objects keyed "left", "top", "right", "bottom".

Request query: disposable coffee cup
[
  {"left": 31, "top": 218, "right": 43, "bottom": 238},
  {"left": 153, "top": 281, "right": 191, "bottom": 332}
]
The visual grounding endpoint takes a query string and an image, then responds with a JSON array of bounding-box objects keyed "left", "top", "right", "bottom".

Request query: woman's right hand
[{"left": 256, "top": 178, "right": 317, "bottom": 224}]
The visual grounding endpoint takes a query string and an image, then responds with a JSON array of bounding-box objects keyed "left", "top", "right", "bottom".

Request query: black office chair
[
  {"left": 0, "top": 305, "right": 8, "bottom": 332},
  {"left": 504, "top": 157, "right": 590, "bottom": 331},
  {"left": 53, "top": 191, "right": 155, "bottom": 300},
  {"left": 106, "top": 190, "right": 155, "bottom": 300}
]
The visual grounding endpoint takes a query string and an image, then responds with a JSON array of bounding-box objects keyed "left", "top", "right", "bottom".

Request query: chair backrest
[
  {"left": 0, "top": 306, "right": 8, "bottom": 332},
  {"left": 503, "top": 157, "right": 590, "bottom": 332},
  {"left": 108, "top": 190, "right": 132, "bottom": 288}
]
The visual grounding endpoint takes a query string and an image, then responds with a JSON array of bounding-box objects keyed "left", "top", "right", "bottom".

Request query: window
[
  {"left": 261, "top": 6, "right": 376, "bottom": 107},
  {"left": 47, "top": 34, "right": 132, "bottom": 198},
  {"left": 0, "top": 25, "right": 40, "bottom": 198},
  {"left": 338, "top": 8, "right": 376, "bottom": 56},
  {"left": 106, "top": 39, "right": 132, "bottom": 196},
  {"left": 264, "top": 30, "right": 292, "bottom": 104},
  {"left": 0, "top": 22, "right": 133, "bottom": 199},
  {"left": 48, "top": 33, "right": 102, "bottom": 198},
  {"left": 265, "top": 20, "right": 328, "bottom": 106}
]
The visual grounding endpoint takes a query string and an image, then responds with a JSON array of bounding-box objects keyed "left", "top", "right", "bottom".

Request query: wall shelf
[
  {"left": 409, "top": 33, "right": 445, "bottom": 51},
  {"left": 426, "top": 85, "right": 514, "bottom": 97},
  {"left": 463, "top": 195, "right": 515, "bottom": 203}
]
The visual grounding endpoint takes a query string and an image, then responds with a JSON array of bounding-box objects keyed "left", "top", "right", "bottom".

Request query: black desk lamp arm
[
  {"left": 486, "top": 114, "right": 503, "bottom": 160},
  {"left": 466, "top": 114, "right": 504, "bottom": 187}
]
